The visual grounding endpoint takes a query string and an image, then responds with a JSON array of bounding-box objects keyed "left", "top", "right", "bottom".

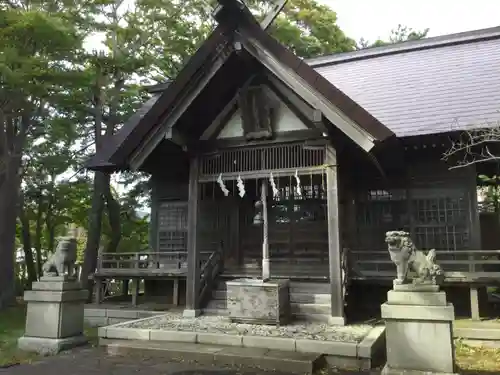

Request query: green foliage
[{"left": 358, "top": 24, "right": 429, "bottom": 49}]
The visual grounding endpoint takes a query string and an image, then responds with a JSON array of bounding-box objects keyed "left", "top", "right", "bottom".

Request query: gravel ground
[{"left": 117, "top": 314, "right": 373, "bottom": 342}]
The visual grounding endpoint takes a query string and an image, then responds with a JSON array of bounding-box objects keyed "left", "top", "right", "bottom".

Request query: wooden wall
[{"left": 349, "top": 156, "right": 479, "bottom": 254}]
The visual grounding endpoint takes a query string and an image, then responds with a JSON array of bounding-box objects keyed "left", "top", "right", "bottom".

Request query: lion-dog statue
[
  {"left": 42, "top": 236, "right": 78, "bottom": 277},
  {"left": 385, "top": 230, "right": 444, "bottom": 285}
]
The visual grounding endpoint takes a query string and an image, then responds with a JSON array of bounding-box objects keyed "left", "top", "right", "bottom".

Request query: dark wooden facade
[{"left": 86, "top": 0, "right": 498, "bottom": 322}]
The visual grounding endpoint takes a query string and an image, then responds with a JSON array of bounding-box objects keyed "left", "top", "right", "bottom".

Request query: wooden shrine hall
[{"left": 87, "top": 0, "right": 500, "bottom": 323}]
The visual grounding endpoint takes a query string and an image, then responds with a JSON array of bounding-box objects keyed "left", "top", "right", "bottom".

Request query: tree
[
  {"left": 358, "top": 24, "right": 429, "bottom": 49},
  {"left": 0, "top": 4, "right": 82, "bottom": 308}
]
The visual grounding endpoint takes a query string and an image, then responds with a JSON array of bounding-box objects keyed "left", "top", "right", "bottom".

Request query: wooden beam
[
  {"left": 260, "top": 0, "right": 288, "bottom": 30},
  {"left": 266, "top": 75, "right": 327, "bottom": 132},
  {"left": 200, "top": 75, "right": 257, "bottom": 141},
  {"left": 241, "top": 36, "right": 377, "bottom": 152},
  {"left": 325, "top": 145, "right": 345, "bottom": 325},
  {"left": 129, "top": 50, "right": 229, "bottom": 171},
  {"left": 184, "top": 155, "right": 201, "bottom": 316}
]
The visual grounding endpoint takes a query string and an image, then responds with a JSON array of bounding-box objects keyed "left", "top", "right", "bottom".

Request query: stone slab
[
  {"left": 105, "top": 309, "right": 139, "bottom": 319},
  {"left": 197, "top": 332, "right": 243, "bottom": 346},
  {"left": 150, "top": 330, "right": 197, "bottom": 343},
  {"left": 24, "top": 290, "right": 88, "bottom": 303},
  {"left": 101, "top": 339, "right": 319, "bottom": 374},
  {"left": 242, "top": 335, "right": 295, "bottom": 351},
  {"left": 393, "top": 283, "right": 440, "bottom": 292},
  {"left": 105, "top": 327, "right": 151, "bottom": 340},
  {"left": 382, "top": 364, "right": 459, "bottom": 375},
  {"left": 32, "top": 280, "right": 82, "bottom": 291},
  {"left": 40, "top": 275, "right": 77, "bottom": 282},
  {"left": 357, "top": 326, "right": 386, "bottom": 359},
  {"left": 295, "top": 339, "right": 357, "bottom": 356},
  {"left": 453, "top": 327, "right": 500, "bottom": 340},
  {"left": 381, "top": 303, "right": 455, "bottom": 321},
  {"left": 387, "top": 290, "right": 447, "bottom": 306},
  {"left": 18, "top": 335, "right": 87, "bottom": 355},
  {"left": 327, "top": 315, "right": 346, "bottom": 326},
  {"left": 84, "top": 308, "right": 107, "bottom": 317},
  {"left": 182, "top": 309, "right": 201, "bottom": 318}
]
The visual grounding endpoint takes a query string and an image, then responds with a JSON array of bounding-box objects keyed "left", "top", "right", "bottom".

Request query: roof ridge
[{"left": 307, "top": 26, "right": 500, "bottom": 67}]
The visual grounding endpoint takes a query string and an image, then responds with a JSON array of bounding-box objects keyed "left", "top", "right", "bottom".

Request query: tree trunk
[
  {"left": 79, "top": 171, "right": 107, "bottom": 302},
  {"left": 34, "top": 193, "right": 44, "bottom": 277},
  {"left": 104, "top": 178, "right": 121, "bottom": 253},
  {"left": 18, "top": 194, "right": 38, "bottom": 285},
  {"left": 0, "top": 161, "right": 22, "bottom": 309}
]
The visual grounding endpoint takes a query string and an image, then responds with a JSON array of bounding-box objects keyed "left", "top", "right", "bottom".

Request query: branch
[{"left": 442, "top": 119, "right": 500, "bottom": 169}]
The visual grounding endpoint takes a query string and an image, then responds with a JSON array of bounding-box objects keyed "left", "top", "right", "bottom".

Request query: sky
[{"left": 318, "top": 0, "right": 500, "bottom": 42}]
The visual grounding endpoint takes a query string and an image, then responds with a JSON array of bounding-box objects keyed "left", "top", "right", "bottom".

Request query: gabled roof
[
  {"left": 85, "top": 0, "right": 394, "bottom": 171},
  {"left": 310, "top": 26, "right": 500, "bottom": 138}
]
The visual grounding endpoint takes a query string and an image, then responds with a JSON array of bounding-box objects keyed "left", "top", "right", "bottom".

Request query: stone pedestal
[
  {"left": 18, "top": 276, "right": 88, "bottom": 355},
  {"left": 381, "top": 283, "right": 458, "bottom": 375},
  {"left": 226, "top": 278, "right": 290, "bottom": 325}
]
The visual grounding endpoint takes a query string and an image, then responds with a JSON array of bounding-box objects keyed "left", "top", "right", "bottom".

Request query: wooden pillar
[
  {"left": 325, "top": 145, "right": 345, "bottom": 325},
  {"left": 173, "top": 278, "right": 179, "bottom": 306},
  {"left": 122, "top": 279, "right": 129, "bottom": 298},
  {"left": 184, "top": 156, "right": 201, "bottom": 317},
  {"left": 132, "top": 278, "right": 139, "bottom": 306}
]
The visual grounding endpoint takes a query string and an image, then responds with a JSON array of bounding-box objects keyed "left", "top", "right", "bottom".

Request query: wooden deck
[
  {"left": 351, "top": 249, "right": 500, "bottom": 284},
  {"left": 95, "top": 250, "right": 213, "bottom": 278}
]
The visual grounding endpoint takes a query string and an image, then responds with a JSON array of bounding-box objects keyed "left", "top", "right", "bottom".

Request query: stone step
[
  {"left": 206, "top": 299, "right": 227, "bottom": 310},
  {"left": 294, "top": 313, "right": 332, "bottom": 323},
  {"left": 291, "top": 303, "right": 330, "bottom": 315},
  {"left": 102, "top": 339, "right": 322, "bottom": 374},
  {"left": 290, "top": 293, "right": 331, "bottom": 304},
  {"left": 289, "top": 282, "right": 330, "bottom": 294},
  {"left": 203, "top": 308, "right": 229, "bottom": 316}
]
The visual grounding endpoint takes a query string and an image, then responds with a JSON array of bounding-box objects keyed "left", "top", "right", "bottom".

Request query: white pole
[{"left": 261, "top": 180, "right": 270, "bottom": 281}]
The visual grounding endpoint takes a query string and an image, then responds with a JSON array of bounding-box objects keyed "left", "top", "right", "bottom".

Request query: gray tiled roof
[{"left": 310, "top": 27, "right": 500, "bottom": 138}]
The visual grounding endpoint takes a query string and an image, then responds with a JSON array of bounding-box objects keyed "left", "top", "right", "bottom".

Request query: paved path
[{"left": 0, "top": 347, "right": 377, "bottom": 375}]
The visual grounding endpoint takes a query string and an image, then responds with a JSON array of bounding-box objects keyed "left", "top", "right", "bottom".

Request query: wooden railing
[
  {"left": 96, "top": 250, "right": 213, "bottom": 276},
  {"left": 350, "top": 250, "right": 500, "bottom": 283},
  {"left": 199, "top": 248, "right": 223, "bottom": 303}
]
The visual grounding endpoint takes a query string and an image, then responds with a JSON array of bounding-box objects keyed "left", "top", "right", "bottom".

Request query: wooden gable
[
  {"left": 215, "top": 85, "right": 309, "bottom": 140},
  {"left": 85, "top": 0, "right": 394, "bottom": 173}
]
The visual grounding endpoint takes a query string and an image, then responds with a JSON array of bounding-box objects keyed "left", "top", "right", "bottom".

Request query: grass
[
  {"left": 0, "top": 301, "right": 98, "bottom": 368},
  {"left": 455, "top": 340, "right": 500, "bottom": 374}
]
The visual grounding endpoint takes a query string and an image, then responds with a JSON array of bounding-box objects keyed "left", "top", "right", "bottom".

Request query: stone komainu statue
[
  {"left": 42, "top": 237, "right": 78, "bottom": 277},
  {"left": 385, "top": 230, "right": 445, "bottom": 285}
]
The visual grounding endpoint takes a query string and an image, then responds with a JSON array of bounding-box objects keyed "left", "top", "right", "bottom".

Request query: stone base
[
  {"left": 392, "top": 282, "right": 440, "bottom": 293},
  {"left": 18, "top": 335, "right": 88, "bottom": 355},
  {"left": 183, "top": 309, "right": 201, "bottom": 318},
  {"left": 382, "top": 364, "right": 459, "bottom": 375},
  {"left": 382, "top": 289, "right": 456, "bottom": 375},
  {"left": 226, "top": 279, "right": 290, "bottom": 325}
]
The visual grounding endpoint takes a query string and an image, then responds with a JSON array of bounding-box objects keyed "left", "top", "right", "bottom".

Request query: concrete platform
[
  {"left": 84, "top": 304, "right": 169, "bottom": 327},
  {"left": 102, "top": 339, "right": 322, "bottom": 374},
  {"left": 97, "top": 313, "right": 386, "bottom": 371},
  {"left": 453, "top": 319, "right": 500, "bottom": 341}
]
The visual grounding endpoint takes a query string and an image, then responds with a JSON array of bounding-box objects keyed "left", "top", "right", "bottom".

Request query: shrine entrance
[{"left": 197, "top": 143, "right": 330, "bottom": 280}]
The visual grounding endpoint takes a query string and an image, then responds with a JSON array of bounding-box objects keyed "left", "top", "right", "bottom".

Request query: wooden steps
[{"left": 102, "top": 339, "right": 322, "bottom": 374}]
